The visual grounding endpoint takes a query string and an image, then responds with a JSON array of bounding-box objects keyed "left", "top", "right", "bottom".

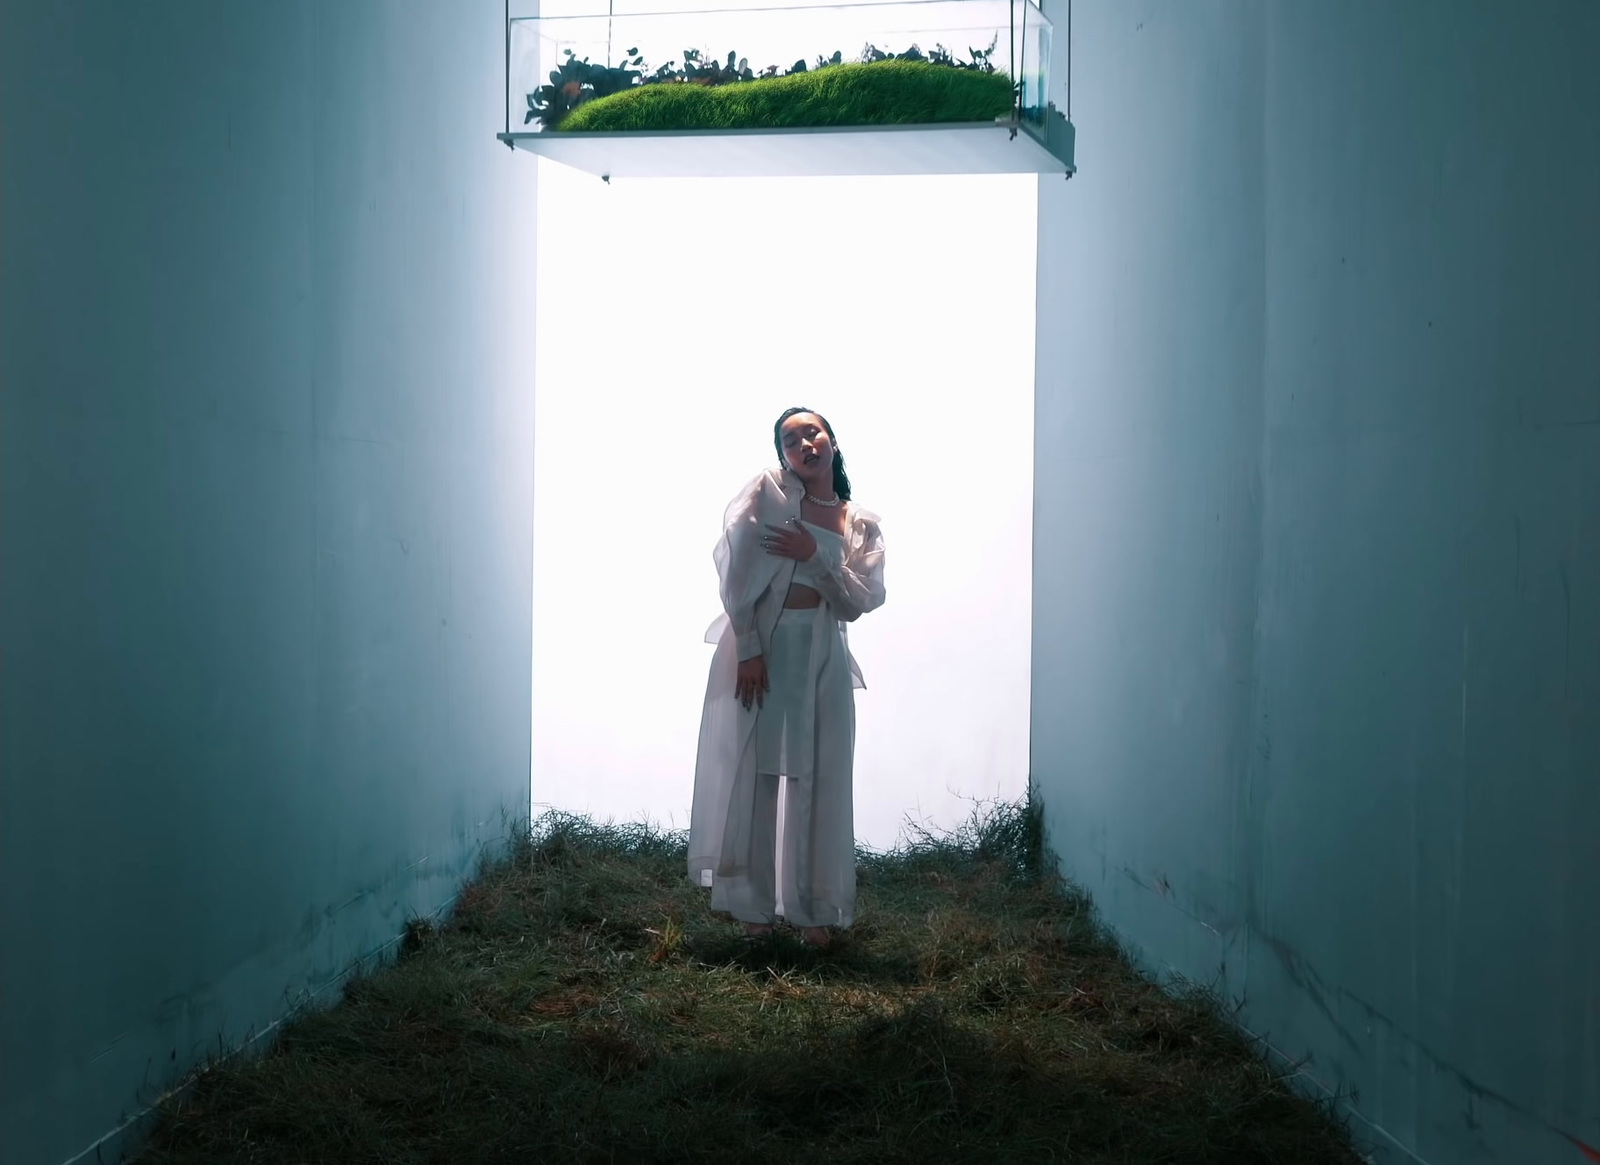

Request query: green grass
[
  {"left": 556, "top": 59, "right": 1017, "bottom": 133},
  {"left": 136, "top": 796, "right": 1368, "bottom": 1164}
]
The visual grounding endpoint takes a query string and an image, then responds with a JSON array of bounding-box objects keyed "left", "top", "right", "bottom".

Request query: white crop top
[{"left": 788, "top": 520, "right": 846, "bottom": 591}]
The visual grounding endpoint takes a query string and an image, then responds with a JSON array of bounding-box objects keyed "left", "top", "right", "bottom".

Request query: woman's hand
[
  {"left": 762, "top": 519, "right": 818, "bottom": 562},
  {"left": 736, "top": 656, "right": 769, "bottom": 710}
]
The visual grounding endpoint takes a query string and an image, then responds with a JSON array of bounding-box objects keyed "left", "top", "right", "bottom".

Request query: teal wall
[
  {"left": 1031, "top": 3, "right": 1599, "bottom": 1162},
  {"left": 0, "top": 3, "right": 537, "bottom": 1162}
]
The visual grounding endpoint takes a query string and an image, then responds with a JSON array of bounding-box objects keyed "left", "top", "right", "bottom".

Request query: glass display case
[{"left": 497, "top": 0, "right": 1075, "bottom": 178}]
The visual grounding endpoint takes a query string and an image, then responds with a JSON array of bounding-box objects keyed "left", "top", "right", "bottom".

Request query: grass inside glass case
[{"left": 530, "top": 41, "right": 1019, "bottom": 133}]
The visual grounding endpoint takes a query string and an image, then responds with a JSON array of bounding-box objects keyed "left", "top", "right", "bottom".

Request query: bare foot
[
  {"left": 743, "top": 922, "right": 772, "bottom": 937},
  {"left": 799, "top": 926, "right": 831, "bottom": 947}
]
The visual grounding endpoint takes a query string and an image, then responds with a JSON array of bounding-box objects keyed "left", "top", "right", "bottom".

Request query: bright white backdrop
[{"left": 532, "top": 159, "right": 1036, "bottom": 852}]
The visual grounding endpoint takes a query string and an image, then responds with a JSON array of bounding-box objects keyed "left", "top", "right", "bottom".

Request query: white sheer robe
[{"left": 688, "top": 467, "right": 887, "bottom": 928}]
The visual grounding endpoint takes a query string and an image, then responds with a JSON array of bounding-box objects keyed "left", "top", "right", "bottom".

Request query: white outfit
[{"left": 688, "top": 467, "right": 887, "bottom": 929}]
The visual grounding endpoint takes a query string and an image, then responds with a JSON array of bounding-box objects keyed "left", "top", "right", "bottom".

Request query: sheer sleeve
[
  {"left": 807, "top": 514, "right": 886, "bottom": 623},
  {"left": 712, "top": 470, "right": 783, "bottom": 660}
]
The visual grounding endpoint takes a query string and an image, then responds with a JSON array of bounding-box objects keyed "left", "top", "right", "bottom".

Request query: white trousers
[
  {"left": 710, "top": 605, "right": 848, "bottom": 928},
  {"left": 710, "top": 772, "right": 804, "bottom": 924}
]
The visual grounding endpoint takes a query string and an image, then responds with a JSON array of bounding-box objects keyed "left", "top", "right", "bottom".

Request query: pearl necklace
[{"left": 805, "top": 492, "right": 841, "bottom": 507}]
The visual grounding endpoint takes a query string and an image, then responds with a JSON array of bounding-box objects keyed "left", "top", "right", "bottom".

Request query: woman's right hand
[{"left": 736, "top": 656, "right": 769, "bottom": 710}]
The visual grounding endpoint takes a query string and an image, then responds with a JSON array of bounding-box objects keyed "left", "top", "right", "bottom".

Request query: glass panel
[
  {"left": 1017, "top": 0, "right": 1050, "bottom": 125},
  {"left": 507, "top": 0, "right": 1053, "bottom": 135}
]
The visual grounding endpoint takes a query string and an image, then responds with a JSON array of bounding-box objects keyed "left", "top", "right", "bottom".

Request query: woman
[{"left": 688, "top": 408, "right": 887, "bottom": 948}]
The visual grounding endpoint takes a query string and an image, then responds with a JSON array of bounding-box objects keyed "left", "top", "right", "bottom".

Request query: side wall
[
  {"left": 0, "top": 4, "right": 537, "bottom": 1162},
  {"left": 1031, "top": 3, "right": 1599, "bottom": 1163}
]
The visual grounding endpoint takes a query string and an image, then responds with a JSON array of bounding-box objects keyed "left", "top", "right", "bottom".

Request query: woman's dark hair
[{"left": 774, "top": 407, "right": 852, "bottom": 501}]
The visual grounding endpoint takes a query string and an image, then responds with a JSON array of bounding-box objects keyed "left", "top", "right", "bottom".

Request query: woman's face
[{"left": 779, "top": 413, "right": 834, "bottom": 482}]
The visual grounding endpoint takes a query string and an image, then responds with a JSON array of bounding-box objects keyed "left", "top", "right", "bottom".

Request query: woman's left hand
[{"left": 762, "top": 519, "right": 817, "bottom": 562}]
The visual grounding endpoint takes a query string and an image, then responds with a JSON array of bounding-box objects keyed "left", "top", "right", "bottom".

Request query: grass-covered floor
[
  {"left": 556, "top": 59, "right": 1016, "bottom": 133},
  {"left": 137, "top": 797, "right": 1366, "bottom": 1164}
]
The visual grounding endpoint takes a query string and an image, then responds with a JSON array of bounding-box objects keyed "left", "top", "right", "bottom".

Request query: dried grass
[{"left": 137, "top": 795, "right": 1366, "bottom": 1164}]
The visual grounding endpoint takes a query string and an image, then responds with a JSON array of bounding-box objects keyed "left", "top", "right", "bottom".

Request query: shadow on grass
[{"left": 136, "top": 795, "right": 1371, "bottom": 1164}]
